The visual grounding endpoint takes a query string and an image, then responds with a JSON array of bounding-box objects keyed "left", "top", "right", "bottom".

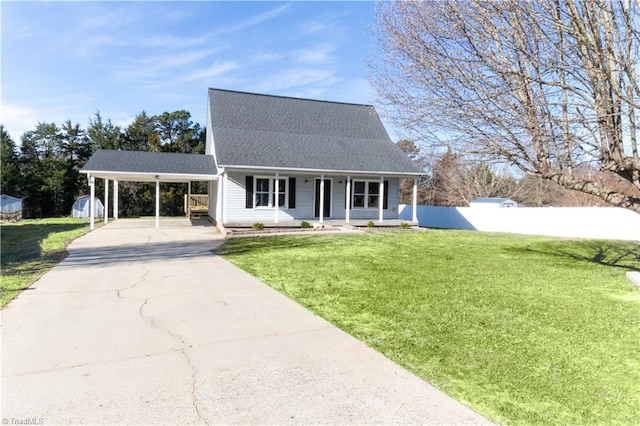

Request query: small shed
[
  {"left": 72, "top": 195, "right": 104, "bottom": 218},
  {"left": 470, "top": 197, "right": 518, "bottom": 208},
  {"left": 0, "top": 194, "right": 23, "bottom": 221}
]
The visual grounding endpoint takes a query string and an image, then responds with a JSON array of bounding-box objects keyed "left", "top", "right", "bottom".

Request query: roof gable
[{"left": 208, "top": 89, "right": 422, "bottom": 175}]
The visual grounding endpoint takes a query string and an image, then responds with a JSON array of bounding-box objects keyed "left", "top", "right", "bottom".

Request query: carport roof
[{"left": 81, "top": 150, "right": 218, "bottom": 182}]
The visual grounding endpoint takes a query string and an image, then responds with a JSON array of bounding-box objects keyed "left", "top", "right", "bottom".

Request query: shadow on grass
[
  {"left": 1, "top": 223, "right": 88, "bottom": 268},
  {"left": 512, "top": 239, "right": 640, "bottom": 271},
  {"left": 214, "top": 235, "right": 333, "bottom": 256}
]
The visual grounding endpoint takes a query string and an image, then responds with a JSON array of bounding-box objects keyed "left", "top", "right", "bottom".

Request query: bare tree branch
[{"left": 371, "top": 0, "right": 640, "bottom": 213}]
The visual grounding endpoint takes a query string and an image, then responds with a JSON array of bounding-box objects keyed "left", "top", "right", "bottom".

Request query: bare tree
[
  {"left": 460, "top": 163, "right": 519, "bottom": 204},
  {"left": 372, "top": 0, "right": 640, "bottom": 213}
]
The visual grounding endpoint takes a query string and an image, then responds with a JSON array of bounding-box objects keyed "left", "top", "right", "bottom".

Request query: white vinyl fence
[{"left": 399, "top": 205, "right": 640, "bottom": 241}]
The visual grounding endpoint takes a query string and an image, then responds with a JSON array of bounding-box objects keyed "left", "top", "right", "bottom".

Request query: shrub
[
  {"left": 252, "top": 222, "right": 265, "bottom": 231},
  {"left": 367, "top": 220, "right": 375, "bottom": 228},
  {"left": 400, "top": 222, "right": 410, "bottom": 229},
  {"left": 301, "top": 221, "right": 311, "bottom": 228}
]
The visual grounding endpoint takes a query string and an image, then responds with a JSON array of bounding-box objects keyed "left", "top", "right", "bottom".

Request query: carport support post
[
  {"left": 345, "top": 176, "right": 351, "bottom": 223},
  {"left": 89, "top": 175, "right": 95, "bottom": 230},
  {"left": 379, "top": 176, "right": 384, "bottom": 223},
  {"left": 319, "top": 175, "right": 325, "bottom": 223},
  {"left": 155, "top": 178, "right": 160, "bottom": 230},
  {"left": 274, "top": 172, "right": 279, "bottom": 224},
  {"left": 113, "top": 180, "right": 119, "bottom": 220},
  {"left": 412, "top": 178, "right": 418, "bottom": 223},
  {"left": 104, "top": 178, "right": 109, "bottom": 224},
  {"left": 187, "top": 181, "right": 191, "bottom": 219}
]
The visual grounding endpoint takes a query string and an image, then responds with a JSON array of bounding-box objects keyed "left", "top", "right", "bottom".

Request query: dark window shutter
[
  {"left": 288, "top": 177, "right": 296, "bottom": 208},
  {"left": 245, "top": 176, "right": 253, "bottom": 208},
  {"left": 383, "top": 180, "right": 389, "bottom": 209}
]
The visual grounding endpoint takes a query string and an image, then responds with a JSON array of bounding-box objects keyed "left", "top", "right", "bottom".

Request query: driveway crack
[
  {"left": 116, "top": 266, "right": 150, "bottom": 298},
  {"left": 139, "top": 296, "right": 208, "bottom": 424}
]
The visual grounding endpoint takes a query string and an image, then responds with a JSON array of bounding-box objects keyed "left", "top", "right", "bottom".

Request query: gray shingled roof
[
  {"left": 82, "top": 150, "right": 218, "bottom": 177},
  {"left": 208, "top": 88, "right": 423, "bottom": 175}
]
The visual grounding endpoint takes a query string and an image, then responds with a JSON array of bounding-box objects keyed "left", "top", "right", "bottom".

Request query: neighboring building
[
  {"left": 0, "top": 194, "right": 23, "bottom": 221},
  {"left": 470, "top": 198, "right": 518, "bottom": 208},
  {"left": 0, "top": 194, "right": 22, "bottom": 213},
  {"left": 81, "top": 88, "right": 423, "bottom": 231},
  {"left": 72, "top": 195, "right": 104, "bottom": 218}
]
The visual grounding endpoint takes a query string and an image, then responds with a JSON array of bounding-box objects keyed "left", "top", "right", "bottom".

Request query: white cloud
[
  {"left": 0, "top": 104, "right": 40, "bottom": 140},
  {"left": 177, "top": 61, "right": 240, "bottom": 84},
  {"left": 215, "top": 3, "right": 292, "bottom": 34},
  {"left": 255, "top": 68, "right": 338, "bottom": 94},
  {"left": 114, "top": 49, "right": 220, "bottom": 79},
  {"left": 293, "top": 44, "right": 336, "bottom": 64}
]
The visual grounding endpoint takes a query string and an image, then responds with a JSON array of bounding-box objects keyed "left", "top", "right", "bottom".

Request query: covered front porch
[{"left": 215, "top": 170, "right": 420, "bottom": 229}]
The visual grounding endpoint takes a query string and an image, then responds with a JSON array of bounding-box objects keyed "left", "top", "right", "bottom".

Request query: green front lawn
[
  {"left": 220, "top": 230, "right": 640, "bottom": 425},
  {"left": 1, "top": 218, "right": 94, "bottom": 307}
]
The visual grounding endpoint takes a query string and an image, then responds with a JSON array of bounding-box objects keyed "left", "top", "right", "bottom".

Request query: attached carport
[{"left": 81, "top": 150, "right": 218, "bottom": 230}]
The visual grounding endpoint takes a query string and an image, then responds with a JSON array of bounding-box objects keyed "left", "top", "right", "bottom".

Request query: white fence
[{"left": 399, "top": 204, "right": 640, "bottom": 241}]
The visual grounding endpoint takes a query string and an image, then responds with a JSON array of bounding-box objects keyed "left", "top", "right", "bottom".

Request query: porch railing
[{"left": 184, "top": 194, "right": 208, "bottom": 218}]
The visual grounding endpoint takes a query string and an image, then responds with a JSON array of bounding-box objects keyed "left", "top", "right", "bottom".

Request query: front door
[{"left": 314, "top": 178, "right": 332, "bottom": 218}]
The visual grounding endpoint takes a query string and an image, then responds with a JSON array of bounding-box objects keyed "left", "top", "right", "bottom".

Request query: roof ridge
[
  {"left": 211, "top": 126, "right": 391, "bottom": 141},
  {"left": 208, "top": 87, "right": 374, "bottom": 109}
]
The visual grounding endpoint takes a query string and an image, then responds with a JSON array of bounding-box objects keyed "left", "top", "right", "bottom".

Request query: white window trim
[
  {"left": 253, "top": 176, "right": 288, "bottom": 209},
  {"left": 352, "top": 179, "right": 382, "bottom": 209}
]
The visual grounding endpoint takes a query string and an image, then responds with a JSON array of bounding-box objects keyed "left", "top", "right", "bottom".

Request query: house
[
  {"left": 470, "top": 197, "right": 518, "bottom": 208},
  {"left": 206, "top": 89, "right": 423, "bottom": 227},
  {"left": 81, "top": 88, "right": 423, "bottom": 231}
]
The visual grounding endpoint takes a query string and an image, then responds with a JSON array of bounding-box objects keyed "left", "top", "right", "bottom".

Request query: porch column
[
  {"left": 412, "top": 177, "right": 418, "bottom": 223},
  {"left": 274, "top": 173, "right": 279, "bottom": 223},
  {"left": 345, "top": 175, "right": 351, "bottom": 223},
  {"left": 187, "top": 181, "right": 192, "bottom": 219},
  {"left": 222, "top": 171, "right": 228, "bottom": 224},
  {"left": 89, "top": 174, "right": 95, "bottom": 230},
  {"left": 104, "top": 178, "right": 109, "bottom": 224},
  {"left": 379, "top": 176, "right": 384, "bottom": 223},
  {"left": 113, "top": 180, "right": 119, "bottom": 220},
  {"left": 155, "top": 178, "right": 160, "bottom": 230},
  {"left": 319, "top": 175, "right": 325, "bottom": 223}
]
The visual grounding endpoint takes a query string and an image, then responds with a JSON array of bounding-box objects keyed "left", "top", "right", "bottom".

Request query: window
[
  {"left": 352, "top": 180, "right": 385, "bottom": 209},
  {"left": 253, "top": 177, "right": 288, "bottom": 208},
  {"left": 276, "top": 178, "right": 286, "bottom": 207},
  {"left": 353, "top": 181, "right": 366, "bottom": 208},
  {"left": 255, "top": 178, "right": 270, "bottom": 207},
  {"left": 368, "top": 182, "right": 379, "bottom": 208}
]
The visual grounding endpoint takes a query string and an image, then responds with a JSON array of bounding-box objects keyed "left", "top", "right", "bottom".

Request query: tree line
[
  {"left": 0, "top": 110, "right": 206, "bottom": 219},
  {"left": 396, "top": 140, "right": 629, "bottom": 208}
]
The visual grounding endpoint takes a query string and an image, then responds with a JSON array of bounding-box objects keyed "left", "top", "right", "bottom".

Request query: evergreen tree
[
  {"left": 87, "top": 111, "right": 122, "bottom": 151},
  {"left": 0, "top": 125, "right": 21, "bottom": 196}
]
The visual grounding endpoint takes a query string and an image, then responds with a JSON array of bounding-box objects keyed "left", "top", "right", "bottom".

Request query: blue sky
[{"left": 2, "top": 1, "right": 396, "bottom": 142}]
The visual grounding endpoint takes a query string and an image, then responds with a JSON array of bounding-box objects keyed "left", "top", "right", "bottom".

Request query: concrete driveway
[{"left": 2, "top": 218, "right": 490, "bottom": 425}]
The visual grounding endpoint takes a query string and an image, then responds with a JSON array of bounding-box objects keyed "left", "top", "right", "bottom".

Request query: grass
[
  {"left": 1, "top": 218, "right": 95, "bottom": 307},
  {"left": 219, "top": 230, "right": 640, "bottom": 425}
]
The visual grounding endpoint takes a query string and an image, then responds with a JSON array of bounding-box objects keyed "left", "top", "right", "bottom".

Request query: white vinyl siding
[{"left": 218, "top": 171, "right": 401, "bottom": 223}]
